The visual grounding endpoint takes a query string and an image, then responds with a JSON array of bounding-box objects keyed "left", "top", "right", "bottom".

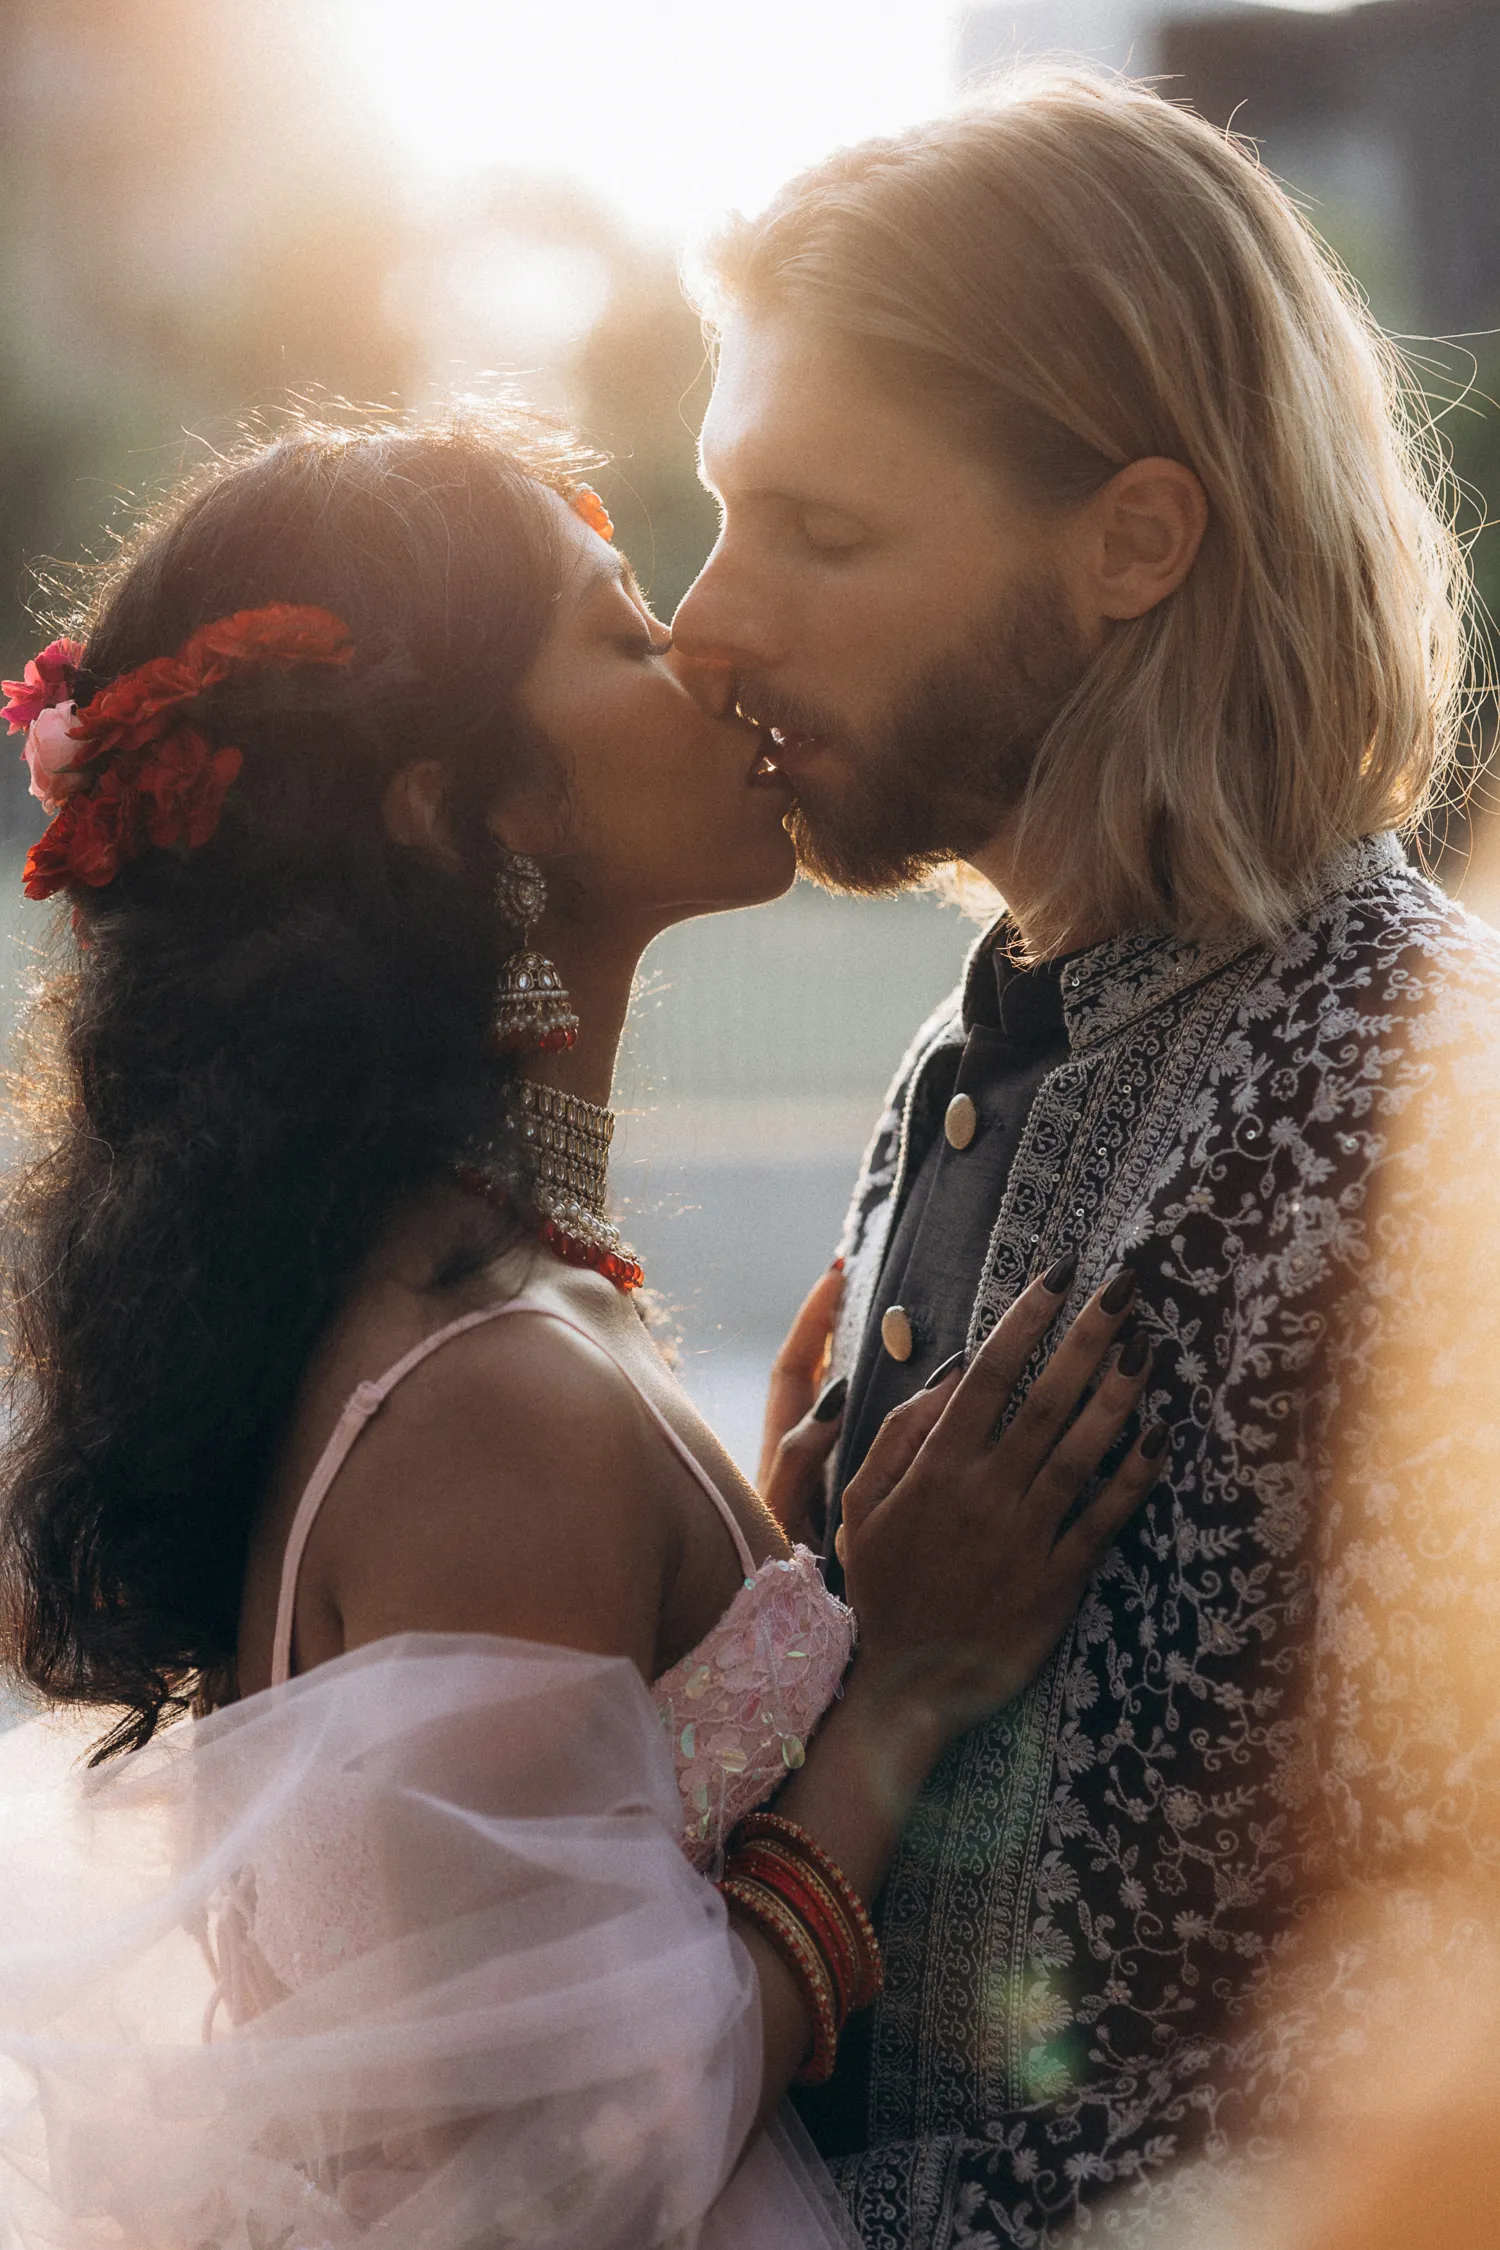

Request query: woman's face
[{"left": 513, "top": 495, "right": 797, "bottom": 935}]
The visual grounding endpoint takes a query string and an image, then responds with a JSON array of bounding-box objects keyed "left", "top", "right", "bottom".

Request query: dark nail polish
[
  {"left": 1140, "top": 1419, "right": 1172, "bottom": 1459},
  {"left": 1043, "top": 1250, "right": 1079, "bottom": 1293},
  {"left": 1118, "top": 1329, "right": 1151, "bottom": 1377},
  {"left": 922, "top": 1349, "right": 966, "bottom": 1391},
  {"left": 1100, "top": 1266, "right": 1138, "bottom": 1316},
  {"left": 812, "top": 1376, "right": 849, "bottom": 1423}
]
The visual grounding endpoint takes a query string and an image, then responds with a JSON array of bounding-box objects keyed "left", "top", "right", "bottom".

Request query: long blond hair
[{"left": 698, "top": 71, "right": 1474, "bottom": 951}]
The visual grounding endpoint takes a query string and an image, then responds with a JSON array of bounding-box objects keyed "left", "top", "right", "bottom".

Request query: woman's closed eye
[{"left": 797, "top": 508, "right": 866, "bottom": 557}]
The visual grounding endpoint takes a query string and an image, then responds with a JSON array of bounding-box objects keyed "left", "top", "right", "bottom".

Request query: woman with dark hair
[{"left": 0, "top": 413, "right": 1163, "bottom": 2248}]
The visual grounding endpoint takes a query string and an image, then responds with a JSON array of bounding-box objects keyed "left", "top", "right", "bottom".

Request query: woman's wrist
[
  {"left": 769, "top": 1653, "right": 951, "bottom": 1911},
  {"left": 844, "top": 1640, "right": 1006, "bottom": 1771},
  {"left": 836, "top": 1650, "right": 956, "bottom": 1779}
]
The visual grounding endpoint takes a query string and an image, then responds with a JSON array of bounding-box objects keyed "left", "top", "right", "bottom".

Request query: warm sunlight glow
[{"left": 334, "top": 0, "right": 959, "bottom": 242}]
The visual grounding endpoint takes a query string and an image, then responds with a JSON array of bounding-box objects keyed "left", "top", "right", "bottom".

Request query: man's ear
[
  {"left": 1068, "top": 457, "right": 1209, "bottom": 624},
  {"left": 382, "top": 759, "right": 457, "bottom": 859}
]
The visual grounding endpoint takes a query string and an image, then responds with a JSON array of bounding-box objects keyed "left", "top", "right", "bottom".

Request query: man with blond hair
[{"left": 673, "top": 71, "right": 1500, "bottom": 2248}]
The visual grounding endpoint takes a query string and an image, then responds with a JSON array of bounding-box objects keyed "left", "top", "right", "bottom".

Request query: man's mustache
[{"left": 731, "top": 678, "right": 844, "bottom": 745}]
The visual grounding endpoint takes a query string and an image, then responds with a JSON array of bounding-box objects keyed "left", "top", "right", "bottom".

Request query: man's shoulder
[{"left": 1263, "top": 846, "right": 1500, "bottom": 1024}]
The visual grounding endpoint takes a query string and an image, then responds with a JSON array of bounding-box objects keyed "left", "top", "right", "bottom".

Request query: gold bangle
[
  {"left": 732, "top": 1811, "right": 884, "bottom": 2009},
  {"left": 719, "top": 1873, "right": 841, "bottom": 2084},
  {"left": 727, "top": 1837, "right": 864, "bottom": 2016}
]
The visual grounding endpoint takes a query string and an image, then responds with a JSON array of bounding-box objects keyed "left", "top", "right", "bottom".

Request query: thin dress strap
[{"left": 269, "top": 1300, "right": 757, "bottom": 1686}]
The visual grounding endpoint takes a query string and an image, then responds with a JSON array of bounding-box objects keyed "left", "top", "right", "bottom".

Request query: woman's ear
[
  {"left": 382, "top": 759, "right": 457, "bottom": 859},
  {"left": 1066, "top": 457, "right": 1209, "bottom": 624}
]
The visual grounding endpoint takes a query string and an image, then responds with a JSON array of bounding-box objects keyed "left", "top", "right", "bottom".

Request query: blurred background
[{"left": 0, "top": 0, "right": 1495, "bottom": 1468}]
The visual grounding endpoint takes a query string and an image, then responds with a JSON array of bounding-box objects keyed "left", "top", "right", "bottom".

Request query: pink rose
[{"left": 22, "top": 703, "right": 87, "bottom": 812}]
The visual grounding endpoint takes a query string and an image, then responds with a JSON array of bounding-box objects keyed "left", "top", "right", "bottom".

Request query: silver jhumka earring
[{"left": 491, "top": 852, "right": 579, "bottom": 1055}]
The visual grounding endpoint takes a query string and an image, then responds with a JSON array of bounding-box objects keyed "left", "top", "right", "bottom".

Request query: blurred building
[
  {"left": 960, "top": 0, "right": 1250, "bottom": 81},
  {"left": 960, "top": 0, "right": 1500, "bottom": 334}
]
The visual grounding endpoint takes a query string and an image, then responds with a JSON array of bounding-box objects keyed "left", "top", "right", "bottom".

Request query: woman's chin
[
  {"left": 655, "top": 830, "right": 799, "bottom": 926},
  {"left": 736, "top": 818, "right": 800, "bottom": 905}
]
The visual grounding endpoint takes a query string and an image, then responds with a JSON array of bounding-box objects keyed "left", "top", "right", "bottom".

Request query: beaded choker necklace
[{"left": 457, "top": 1079, "right": 644, "bottom": 1294}]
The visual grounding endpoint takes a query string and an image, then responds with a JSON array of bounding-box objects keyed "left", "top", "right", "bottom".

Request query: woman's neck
[{"left": 519, "top": 917, "right": 642, "bottom": 1112}]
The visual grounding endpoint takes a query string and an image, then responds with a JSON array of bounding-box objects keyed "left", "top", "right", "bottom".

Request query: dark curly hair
[{"left": 0, "top": 411, "right": 591, "bottom": 1756}]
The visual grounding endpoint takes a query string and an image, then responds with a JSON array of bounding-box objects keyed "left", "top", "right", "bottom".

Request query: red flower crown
[{"left": 2, "top": 604, "right": 354, "bottom": 901}]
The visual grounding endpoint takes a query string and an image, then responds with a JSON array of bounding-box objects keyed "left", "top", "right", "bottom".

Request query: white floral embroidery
[{"left": 818, "top": 837, "right": 1500, "bottom": 2246}]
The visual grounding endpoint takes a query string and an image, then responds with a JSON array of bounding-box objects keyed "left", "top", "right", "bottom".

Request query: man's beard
[{"left": 764, "top": 567, "right": 1089, "bottom": 895}]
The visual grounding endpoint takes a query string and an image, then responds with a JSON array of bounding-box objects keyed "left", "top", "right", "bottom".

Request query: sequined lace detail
[{"left": 652, "top": 1547, "right": 854, "bottom": 1870}]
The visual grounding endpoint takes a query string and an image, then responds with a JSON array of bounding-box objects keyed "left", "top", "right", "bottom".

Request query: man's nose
[
  {"left": 667, "top": 646, "right": 737, "bottom": 719},
  {"left": 671, "top": 544, "right": 777, "bottom": 674}
]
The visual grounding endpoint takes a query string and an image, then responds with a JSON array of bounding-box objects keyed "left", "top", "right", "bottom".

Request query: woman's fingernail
[
  {"left": 1118, "top": 1329, "right": 1151, "bottom": 1377},
  {"left": 1100, "top": 1266, "right": 1138, "bottom": 1316},
  {"left": 1140, "top": 1419, "right": 1172, "bottom": 1459},
  {"left": 831, "top": 1255, "right": 845, "bottom": 1273},
  {"left": 813, "top": 1375, "right": 849, "bottom": 1422},
  {"left": 922, "top": 1349, "right": 966, "bottom": 1391},
  {"left": 1043, "top": 1250, "right": 1079, "bottom": 1293}
]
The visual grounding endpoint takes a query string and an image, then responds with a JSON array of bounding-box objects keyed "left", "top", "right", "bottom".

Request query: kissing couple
[{"left": 0, "top": 65, "right": 1497, "bottom": 2250}]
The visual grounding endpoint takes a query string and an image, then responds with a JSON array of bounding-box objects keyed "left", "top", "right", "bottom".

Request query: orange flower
[{"left": 570, "top": 486, "right": 614, "bottom": 543}]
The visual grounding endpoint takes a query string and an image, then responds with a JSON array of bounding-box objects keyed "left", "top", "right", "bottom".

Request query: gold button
[
  {"left": 881, "top": 1305, "right": 914, "bottom": 1362},
  {"left": 945, "top": 1092, "right": 978, "bottom": 1150}
]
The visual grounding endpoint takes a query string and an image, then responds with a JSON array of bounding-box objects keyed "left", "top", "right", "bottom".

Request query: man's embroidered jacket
[{"left": 818, "top": 835, "right": 1500, "bottom": 2247}]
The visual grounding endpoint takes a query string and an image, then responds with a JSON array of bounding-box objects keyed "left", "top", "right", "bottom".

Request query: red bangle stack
[{"left": 717, "top": 1811, "right": 884, "bottom": 2086}]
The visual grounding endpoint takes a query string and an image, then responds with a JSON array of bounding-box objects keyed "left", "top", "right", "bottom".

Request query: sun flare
[{"left": 334, "top": 0, "right": 958, "bottom": 241}]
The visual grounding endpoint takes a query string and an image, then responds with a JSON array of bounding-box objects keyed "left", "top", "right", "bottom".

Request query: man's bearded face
[{"left": 742, "top": 563, "right": 1089, "bottom": 895}]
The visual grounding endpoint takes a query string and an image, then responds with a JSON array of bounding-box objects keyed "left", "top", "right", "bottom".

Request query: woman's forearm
[{"left": 728, "top": 1656, "right": 950, "bottom": 2128}]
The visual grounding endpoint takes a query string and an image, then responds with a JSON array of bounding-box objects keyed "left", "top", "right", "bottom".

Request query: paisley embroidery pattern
[{"left": 820, "top": 836, "right": 1500, "bottom": 2245}]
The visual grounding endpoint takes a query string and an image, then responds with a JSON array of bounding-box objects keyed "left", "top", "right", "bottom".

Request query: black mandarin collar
[
  {"left": 961, "top": 931, "right": 1074, "bottom": 1050},
  {"left": 949, "top": 835, "right": 1408, "bottom": 1062}
]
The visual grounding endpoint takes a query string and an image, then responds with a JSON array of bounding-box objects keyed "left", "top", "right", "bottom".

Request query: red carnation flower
[
  {"left": 180, "top": 604, "right": 354, "bottom": 674},
  {"left": 14, "top": 603, "right": 351, "bottom": 899},
  {"left": 24, "top": 789, "right": 128, "bottom": 898},
  {"left": 136, "top": 727, "right": 243, "bottom": 850},
  {"left": 23, "top": 809, "right": 79, "bottom": 900},
  {"left": 66, "top": 789, "right": 131, "bottom": 889}
]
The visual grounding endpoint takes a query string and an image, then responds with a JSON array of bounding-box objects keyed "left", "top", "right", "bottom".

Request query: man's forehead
[{"left": 698, "top": 314, "right": 901, "bottom": 501}]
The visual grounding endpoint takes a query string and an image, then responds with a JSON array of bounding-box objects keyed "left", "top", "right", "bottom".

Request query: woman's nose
[{"left": 667, "top": 646, "right": 738, "bottom": 719}]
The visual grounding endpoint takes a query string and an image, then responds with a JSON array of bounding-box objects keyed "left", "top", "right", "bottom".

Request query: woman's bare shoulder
[{"left": 302, "top": 1306, "right": 679, "bottom": 1676}]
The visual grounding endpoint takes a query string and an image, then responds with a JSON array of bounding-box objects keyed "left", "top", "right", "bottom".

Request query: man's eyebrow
[{"left": 695, "top": 451, "right": 862, "bottom": 516}]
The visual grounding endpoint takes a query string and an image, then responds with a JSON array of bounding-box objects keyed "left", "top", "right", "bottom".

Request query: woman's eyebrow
[
  {"left": 584, "top": 549, "right": 657, "bottom": 620},
  {"left": 584, "top": 548, "right": 638, "bottom": 597}
]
